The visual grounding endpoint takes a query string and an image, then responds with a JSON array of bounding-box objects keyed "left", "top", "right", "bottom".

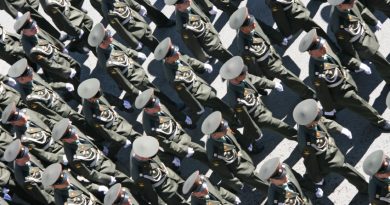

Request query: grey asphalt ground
[{"left": 1, "top": 0, "right": 390, "bottom": 204}]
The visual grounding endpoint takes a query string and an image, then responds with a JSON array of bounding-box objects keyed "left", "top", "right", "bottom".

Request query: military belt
[{"left": 121, "top": 16, "right": 133, "bottom": 25}]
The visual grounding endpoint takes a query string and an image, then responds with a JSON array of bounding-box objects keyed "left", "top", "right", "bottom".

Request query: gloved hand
[
  {"left": 63, "top": 48, "right": 69, "bottom": 54},
  {"left": 341, "top": 128, "right": 352, "bottom": 139},
  {"left": 204, "top": 63, "right": 213, "bottom": 73},
  {"left": 357, "top": 63, "right": 371, "bottom": 75},
  {"left": 103, "top": 146, "right": 109, "bottom": 156},
  {"left": 137, "top": 52, "right": 147, "bottom": 61},
  {"left": 2, "top": 188, "right": 11, "bottom": 201},
  {"left": 315, "top": 187, "right": 324, "bottom": 198},
  {"left": 123, "top": 100, "right": 132, "bottom": 109},
  {"left": 209, "top": 5, "right": 218, "bottom": 15},
  {"left": 136, "top": 42, "right": 143, "bottom": 50},
  {"left": 274, "top": 82, "right": 284, "bottom": 92},
  {"left": 172, "top": 157, "right": 181, "bottom": 167},
  {"left": 324, "top": 109, "right": 336, "bottom": 117},
  {"left": 6, "top": 78, "right": 16, "bottom": 87},
  {"left": 16, "top": 12, "right": 23, "bottom": 19},
  {"left": 65, "top": 83, "right": 74, "bottom": 92},
  {"left": 62, "top": 155, "right": 68, "bottom": 165},
  {"left": 375, "top": 21, "right": 382, "bottom": 31},
  {"left": 109, "top": 176, "right": 117, "bottom": 186},
  {"left": 235, "top": 197, "right": 241, "bottom": 204},
  {"left": 185, "top": 147, "right": 194, "bottom": 158},
  {"left": 185, "top": 116, "right": 192, "bottom": 125},
  {"left": 98, "top": 186, "right": 109, "bottom": 194},
  {"left": 281, "top": 35, "right": 293, "bottom": 46},
  {"left": 123, "top": 140, "right": 132, "bottom": 148},
  {"left": 70, "top": 68, "right": 77, "bottom": 79},
  {"left": 139, "top": 5, "right": 147, "bottom": 17},
  {"left": 77, "top": 29, "right": 84, "bottom": 39}
]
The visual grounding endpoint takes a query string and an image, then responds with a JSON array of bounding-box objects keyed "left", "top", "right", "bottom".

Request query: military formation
[{"left": 0, "top": 0, "right": 389, "bottom": 204}]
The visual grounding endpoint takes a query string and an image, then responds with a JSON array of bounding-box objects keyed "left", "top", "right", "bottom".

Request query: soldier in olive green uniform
[
  {"left": 258, "top": 157, "right": 312, "bottom": 205},
  {"left": 1, "top": 102, "right": 66, "bottom": 166},
  {"left": 42, "top": 163, "right": 102, "bottom": 205},
  {"left": 220, "top": 56, "right": 297, "bottom": 152},
  {"left": 182, "top": 170, "right": 241, "bottom": 205},
  {"left": 359, "top": 0, "right": 390, "bottom": 18},
  {"left": 40, "top": 0, "right": 94, "bottom": 54},
  {"left": 130, "top": 136, "right": 189, "bottom": 205},
  {"left": 229, "top": 7, "right": 316, "bottom": 100},
  {"left": 299, "top": 29, "right": 390, "bottom": 130},
  {"left": 202, "top": 111, "right": 269, "bottom": 196},
  {"left": 155, "top": 38, "right": 238, "bottom": 125},
  {"left": 165, "top": 0, "right": 233, "bottom": 63},
  {"left": 363, "top": 150, "right": 390, "bottom": 205},
  {"left": 3, "top": 140, "right": 55, "bottom": 205},
  {"left": 0, "top": 80, "right": 23, "bottom": 111},
  {"left": 101, "top": 0, "right": 159, "bottom": 51},
  {"left": 293, "top": 99, "right": 368, "bottom": 198},
  {"left": 133, "top": 0, "right": 176, "bottom": 28},
  {"left": 104, "top": 183, "right": 140, "bottom": 205},
  {"left": 77, "top": 78, "right": 139, "bottom": 159},
  {"left": 0, "top": 125, "right": 14, "bottom": 157},
  {"left": 328, "top": 0, "right": 390, "bottom": 84}
]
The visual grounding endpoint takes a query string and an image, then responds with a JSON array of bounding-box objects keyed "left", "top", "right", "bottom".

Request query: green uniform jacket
[
  {"left": 96, "top": 40, "right": 138, "bottom": 69},
  {"left": 0, "top": 31, "right": 25, "bottom": 65},
  {"left": 368, "top": 176, "right": 390, "bottom": 205},
  {"left": 190, "top": 177, "right": 237, "bottom": 205},
  {"left": 0, "top": 126, "right": 13, "bottom": 158},
  {"left": 0, "top": 0, "right": 39, "bottom": 18},
  {"left": 0, "top": 82, "right": 22, "bottom": 111}
]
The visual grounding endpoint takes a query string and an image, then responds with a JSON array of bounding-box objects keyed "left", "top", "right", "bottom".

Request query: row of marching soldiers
[{"left": 0, "top": 0, "right": 390, "bottom": 204}]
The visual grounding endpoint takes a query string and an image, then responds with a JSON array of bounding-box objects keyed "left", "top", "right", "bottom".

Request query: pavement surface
[{"left": 1, "top": 0, "right": 390, "bottom": 204}]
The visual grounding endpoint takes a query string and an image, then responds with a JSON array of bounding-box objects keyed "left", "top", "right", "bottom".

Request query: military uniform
[
  {"left": 101, "top": 0, "right": 159, "bottom": 51},
  {"left": 130, "top": 136, "right": 188, "bottom": 205},
  {"left": 259, "top": 158, "right": 312, "bottom": 205},
  {"left": 0, "top": 81, "right": 23, "bottom": 111},
  {"left": 0, "top": 126, "right": 13, "bottom": 158},
  {"left": 230, "top": 7, "right": 316, "bottom": 99},
  {"left": 104, "top": 183, "right": 139, "bottom": 205},
  {"left": 133, "top": 0, "right": 175, "bottom": 28},
  {"left": 299, "top": 29, "right": 390, "bottom": 129},
  {"left": 167, "top": 0, "right": 233, "bottom": 62},
  {"left": 0, "top": 25, "right": 27, "bottom": 66},
  {"left": 329, "top": 0, "right": 390, "bottom": 84},
  {"left": 293, "top": 99, "right": 368, "bottom": 193},
  {"left": 360, "top": 0, "right": 390, "bottom": 18}
]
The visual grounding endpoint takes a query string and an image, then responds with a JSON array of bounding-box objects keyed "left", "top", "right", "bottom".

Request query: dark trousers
[
  {"left": 134, "top": 0, "right": 173, "bottom": 26},
  {"left": 368, "top": 50, "right": 390, "bottom": 84}
]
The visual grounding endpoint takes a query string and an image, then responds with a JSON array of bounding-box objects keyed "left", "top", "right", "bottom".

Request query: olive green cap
[
  {"left": 363, "top": 150, "right": 388, "bottom": 176},
  {"left": 14, "top": 12, "right": 31, "bottom": 33},
  {"left": 259, "top": 157, "right": 284, "bottom": 182},
  {"left": 77, "top": 78, "right": 100, "bottom": 99},
  {"left": 201, "top": 111, "right": 223, "bottom": 135},
  {"left": 52, "top": 118, "right": 71, "bottom": 141},
  {"left": 3, "top": 139, "right": 23, "bottom": 162},
  {"left": 8, "top": 58, "right": 29, "bottom": 78},
  {"left": 88, "top": 23, "right": 106, "bottom": 47},
  {"left": 328, "top": 0, "right": 344, "bottom": 6},
  {"left": 42, "top": 163, "right": 63, "bottom": 188},
  {"left": 229, "top": 7, "right": 248, "bottom": 30},
  {"left": 133, "top": 136, "right": 159, "bottom": 158},
  {"left": 104, "top": 183, "right": 122, "bottom": 205},
  {"left": 219, "top": 56, "right": 247, "bottom": 80},
  {"left": 1, "top": 102, "right": 16, "bottom": 124},
  {"left": 135, "top": 88, "right": 154, "bottom": 109},
  {"left": 293, "top": 99, "right": 318, "bottom": 125},
  {"left": 182, "top": 170, "right": 200, "bottom": 194},
  {"left": 154, "top": 37, "right": 172, "bottom": 61}
]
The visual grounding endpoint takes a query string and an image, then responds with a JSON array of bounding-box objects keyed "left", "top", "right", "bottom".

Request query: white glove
[
  {"left": 103, "top": 146, "right": 109, "bottom": 156},
  {"left": 324, "top": 109, "right": 336, "bottom": 116},
  {"left": 65, "top": 83, "right": 74, "bottom": 92},
  {"left": 235, "top": 197, "right": 241, "bottom": 204},
  {"left": 109, "top": 176, "right": 117, "bottom": 186},
  {"left": 139, "top": 5, "right": 147, "bottom": 17},
  {"left": 63, "top": 48, "right": 69, "bottom": 54},
  {"left": 172, "top": 157, "right": 181, "bottom": 167},
  {"left": 204, "top": 63, "right": 213, "bottom": 73},
  {"left": 69, "top": 68, "right": 77, "bottom": 79},
  {"left": 123, "top": 140, "right": 132, "bottom": 148},
  {"left": 62, "top": 155, "right": 68, "bottom": 165},
  {"left": 341, "top": 128, "right": 352, "bottom": 139},
  {"left": 315, "top": 187, "right": 323, "bottom": 198},
  {"left": 137, "top": 52, "right": 147, "bottom": 61},
  {"left": 281, "top": 35, "right": 293, "bottom": 46},
  {"left": 186, "top": 147, "right": 194, "bottom": 158},
  {"left": 357, "top": 63, "right": 371, "bottom": 75},
  {"left": 375, "top": 21, "right": 382, "bottom": 31},
  {"left": 379, "top": 197, "right": 390, "bottom": 203},
  {"left": 185, "top": 116, "right": 192, "bottom": 125},
  {"left": 274, "top": 82, "right": 284, "bottom": 92},
  {"left": 98, "top": 186, "right": 109, "bottom": 194},
  {"left": 78, "top": 29, "right": 84, "bottom": 39},
  {"left": 6, "top": 78, "right": 16, "bottom": 87},
  {"left": 209, "top": 5, "right": 218, "bottom": 15},
  {"left": 136, "top": 42, "right": 143, "bottom": 50},
  {"left": 123, "top": 100, "right": 132, "bottom": 109},
  {"left": 16, "top": 12, "right": 23, "bottom": 19}
]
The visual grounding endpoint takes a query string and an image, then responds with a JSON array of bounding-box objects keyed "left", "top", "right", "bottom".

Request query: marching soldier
[
  {"left": 3, "top": 140, "right": 55, "bottom": 205},
  {"left": 88, "top": 23, "right": 180, "bottom": 111},
  {"left": 359, "top": 0, "right": 390, "bottom": 18},
  {"left": 130, "top": 136, "right": 189, "bottom": 205},
  {"left": 229, "top": 7, "right": 316, "bottom": 100},
  {"left": 154, "top": 38, "right": 238, "bottom": 125},
  {"left": 165, "top": 0, "right": 233, "bottom": 63},
  {"left": 42, "top": 163, "right": 102, "bottom": 205},
  {"left": 15, "top": 12, "right": 82, "bottom": 87},
  {"left": 299, "top": 29, "right": 390, "bottom": 130},
  {"left": 182, "top": 170, "right": 241, "bottom": 204},
  {"left": 220, "top": 56, "right": 297, "bottom": 152},
  {"left": 40, "top": 0, "right": 94, "bottom": 54},
  {"left": 101, "top": 0, "right": 159, "bottom": 51},
  {"left": 104, "top": 183, "right": 139, "bottom": 205},
  {"left": 133, "top": 0, "right": 176, "bottom": 28},
  {"left": 293, "top": 99, "right": 368, "bottom": 198},
  {"left": 77, "top": 78, "right": 139, "bottom": 159},
  {"left": 258, "top": 157, "right": 312, "bottom": 205},
  {"left": 363, "top": 150, "right": 390, "bottom": 205},
  {"left": 7, "top": 58, "right": 88, "bottom": 132},
  {"left": 202, "top": 111, "right": 269, "bottom": 196},
  {"left": 328, "top": 0, "right": 390, "bottom": 84},
  {"left": 1, "top": 102, "right": 66, "bottom": 166}
]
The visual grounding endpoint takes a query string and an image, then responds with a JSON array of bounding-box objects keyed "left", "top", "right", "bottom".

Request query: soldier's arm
[
  {"left": 298, "top": 131, "right": 323, "bottom": 183},
  {"left": 175, "top": 11, "right": 185, "bottom": 32},
  {"left": 250, "top": 74, "right": 276, "bottom": 90},
  {"left": 174, "top": 82, "right": 205, "bottom": 114},
  {"left": 110, "top": 18, "right": 139, "bottom": 49},
  {"left": 24, "top": 182, "right": 55, "bottom": 205},
  {"left": 25, "top": 101, "right": 62, "bottom": 122},
  {"left": 94, "top": 125, "right": 127, "bottom": 145},
  {"left": 0, "top": 0, "right": 19, "bottom": 18},
  {"left": 31, "top": 54, "right": 72, "bottom": 79},
  {"left": 158, "top": 137, "right": 188, "bottom": 158},
  {"left": 126, "top": 0, "right": 141, "bottom": 11},
  {"left": 47, "top": 82, "right": 68, "bottom": 90},
  {"left": 29, "top": 148, "right": 62, "bottom": 164},
  {"left": 73, "top": 162, "right": 113, "bottom": 185},
  {"left": 45, "top": 6, "right": 82, "bottom": 37},
  {"left": 337, "top": 52, "right": 362, "bottom": 71},
  {"left": 310, "top": 63, "right": 336, "bottom": 112},
  {"left": 255, "top": 19, "right": 284, "bottom": 45},
  {"left": 320, "top": 117, "right": 344, "bottom": 133},
  {"left": 335, "top": 31, "right": 360, "bottom": 60},
  {"left": 182, "top": 55, "right": 206, "bottom": 74},
  {"left": 4, "top": 39, "right": 25, "bottom": 57},
  {"left": 236, "top": 105, "right": 263, "bottom": 138},
  {"left": 107, "top": 67, "right": 141, "bottom": 97},
  {"left": 269, "top": 2, "right": 293, "bottom": 37},
  {"left": 219, "top": 187, "right": 239, "bottom": 204},
  {"left": 356, "top": 1, "right": 379, "bottom": 26}
]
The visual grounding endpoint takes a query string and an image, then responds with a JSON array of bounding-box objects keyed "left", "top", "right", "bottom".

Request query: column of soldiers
[{"left": 0, "top": 0, "right": 389, "bottom": 204}]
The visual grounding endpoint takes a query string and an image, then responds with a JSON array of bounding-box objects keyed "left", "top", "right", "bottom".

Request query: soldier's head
[
  {"left": 220, "top": 56, "right": 247, "bottom": 84},
  {"left": 259, "top": 157, "right": 288, "bottom": 186},
  {"left": 135, "top": 88, "right": 161, "bottom": 114},
  {"left": 299, "top": 29, "right": 327, "bottom": 58},
  {"left": 88, "top": 23, "right": 113, "bottom": 49},
  {"left": 363, "top": 150, "right": 390, "bottom": 180},
  {"left": 1, "top": 102, "right": 28, "bottom": 126},
  {"left": 229, "top": 7, "right": 256, "bottom": 34},
  {"left": 154, "top": 37, "right": 180, "bottom": 63},
  {"left": 132, "top": 136, "right": 159, "bottom": 161},
  {"left": 3, "top": 139, "right": 31, "bottom": 165},
  {"left": 165, "top": 0, "right": 191, "bottom": 11},
  {"left": 182, "top": 171, "right": 209, "bottom": 198},
  {"left": 52, "top": 118, "right": 79, "bottom": 144},
  {"left": 14, "top": 12, "right": 39, "bottom": 36},
  {"left": 8, "top": 58, "right": 34, "bottom": 84},
  {"left": 42, "top": 163, "right": 70, "bottom": 189},
  {"left": 104, "top": 184, "right": 133, "bottom": 205},
  {"left": 293, "top": 99, "right": 321, "bottom": 128},
  {"left": 77, "top": 78, "right": 102, "bottom": 103},
  {"left": 201, "top": 111, "right": 229, "bottom": 139},
  {"left": 328, "top": 0, "right": 355, "bottom": 10}
]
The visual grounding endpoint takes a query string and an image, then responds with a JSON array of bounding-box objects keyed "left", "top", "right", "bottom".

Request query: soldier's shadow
[{"left": 306, "top": 0, "right": 325, "bottom": 18}]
